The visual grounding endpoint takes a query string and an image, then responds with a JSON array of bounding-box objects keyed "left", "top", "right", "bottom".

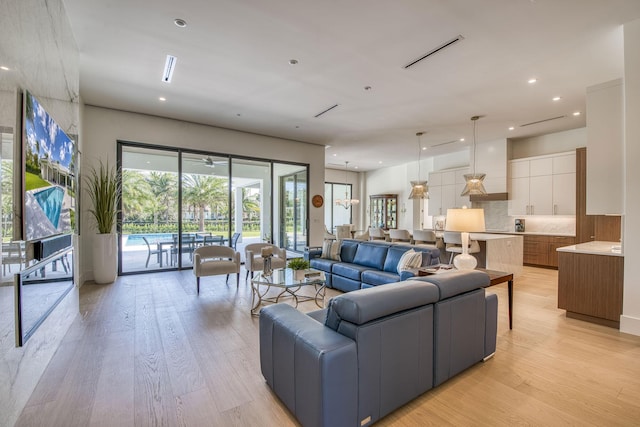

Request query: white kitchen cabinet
[
  {"left": 427, "top": 167, "right": 470, "bottom": 216},
  {"left": 586, "top": 79, "right": 623, "bottom": 215},
  {"left": 508, "top": 152, "right": 575, "bottom": 216}
]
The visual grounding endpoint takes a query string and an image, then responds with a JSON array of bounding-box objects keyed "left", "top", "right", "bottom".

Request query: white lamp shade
[{"left": 444, "top": 208, "right": 486, "bottom": 232}]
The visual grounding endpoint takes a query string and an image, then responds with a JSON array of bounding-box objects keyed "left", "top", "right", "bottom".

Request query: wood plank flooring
[{"left": 15, "top": 267, "right": 640, "bottom": 426}]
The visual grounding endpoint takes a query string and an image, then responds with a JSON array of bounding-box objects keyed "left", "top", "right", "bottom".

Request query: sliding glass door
[{"left": 118, "top": 141, "right": 308, "bottom": 275}]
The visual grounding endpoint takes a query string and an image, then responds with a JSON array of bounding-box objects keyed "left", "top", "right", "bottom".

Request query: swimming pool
[
  {"left": 33, "top": 186, "right": 64, "bottom": 228},
  {"left": 124, "top": 233, "right": 174, "bottom": 246}
]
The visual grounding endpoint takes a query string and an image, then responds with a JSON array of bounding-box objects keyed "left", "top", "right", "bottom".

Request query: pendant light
[
  {"left": 409, "top": 132, "right": 428, "bottom": 199},
  {"left": 460, "top": 115, "right": 487, "bottom": 196},
  {"left": 335, "top": 161, "right": 360, "bottom": 209}
]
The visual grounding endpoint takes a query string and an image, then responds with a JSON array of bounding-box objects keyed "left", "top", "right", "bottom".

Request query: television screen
[{"left": 22, "top": 91, "right": 76, "bottom": 242}]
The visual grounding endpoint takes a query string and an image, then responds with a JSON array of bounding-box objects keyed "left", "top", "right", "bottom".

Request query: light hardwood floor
[{"left": 15, "top": 267, "right": 640, "bottom": 426}]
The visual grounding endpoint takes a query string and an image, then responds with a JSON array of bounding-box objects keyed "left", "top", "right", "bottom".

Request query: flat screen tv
[{"left": 22, "top": 91, "right": 76, "bottom": 242}]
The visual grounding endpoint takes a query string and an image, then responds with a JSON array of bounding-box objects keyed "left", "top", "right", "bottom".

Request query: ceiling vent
[
  {"left": 404, "top": 35, "right": 464, "bottom": 69},
  {"left": 314, "top": 104, "right": 339, "bottom": 118},
  {"left": 162, "top": 55, "right": 177, "bottom": 83},
  {"left": 431, "top": 139, "right": 459, "bottom": 148},
  {"left": 519, "top": 115, "right": 566, "bottom": 127}
]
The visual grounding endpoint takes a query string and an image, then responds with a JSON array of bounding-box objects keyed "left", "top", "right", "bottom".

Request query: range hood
[{"left": 470, "top": 192, "right": 508, "bottom": 202}]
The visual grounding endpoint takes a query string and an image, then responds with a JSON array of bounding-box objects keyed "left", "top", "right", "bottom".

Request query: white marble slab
[{"left": 556, "top": 241, "right": 624, "bottom": 257}]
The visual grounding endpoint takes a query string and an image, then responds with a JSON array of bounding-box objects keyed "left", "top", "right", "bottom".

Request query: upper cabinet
[
  {"left": 428, "top": 167, "right": 470, "bottom": 216},
  {"left": 586, "top": 79, "right": 624, "bottom": 215},
  {"left": 508, "top": 152, "right": 576, "bottom": 216}
]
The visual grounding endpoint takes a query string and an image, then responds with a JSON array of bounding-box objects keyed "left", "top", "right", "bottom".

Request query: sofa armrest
[
  {"left": 484, "top": 293, "right": 498, "bottom": 358},
  {"left": 304, "top": 246, "right": 323, "bottom": 261},
  {"left": 260, "top": 304, "right": 358, "bottom": 427}
]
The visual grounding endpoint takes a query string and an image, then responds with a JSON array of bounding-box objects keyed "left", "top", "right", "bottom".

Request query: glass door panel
[
  {"left": 181, "top": 153, "right": 230, "bottom": 268},
  {"left": 120, "top": 146, "right": 179, "bottom": 273},
  {"left": 231, "top": 158, "right": 272, "bottom": 258},
  {"left": 276, "top": 164, "right": 307, "bottom": 253}
]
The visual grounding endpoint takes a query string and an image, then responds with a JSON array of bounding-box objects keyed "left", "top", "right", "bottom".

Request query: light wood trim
[{"left": 576, "top": 147, "right": 595, "bottom": 243}]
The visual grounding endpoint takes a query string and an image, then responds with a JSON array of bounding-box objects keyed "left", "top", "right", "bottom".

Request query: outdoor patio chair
[
  {"left": 230, "top": 232, "right": 241, "bottom": 249},
  {"left": 142, "top": 236, "right": 168, "bottom": 268},
  {"left": 193, "top": 245, "right": 241, "bottom": 294},
  {"left": 203, "top": 235, "right": 224, "bottom": 245}
]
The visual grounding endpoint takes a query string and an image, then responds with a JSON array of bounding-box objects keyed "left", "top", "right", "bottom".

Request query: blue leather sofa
[
  {"left": 260, "top": 270, "right": 498, "bottom": 427},
  {"left": 306, "top": 240, "right": 440, "bottom": 292}
]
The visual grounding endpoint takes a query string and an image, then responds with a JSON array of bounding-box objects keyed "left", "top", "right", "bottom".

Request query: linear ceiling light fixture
[
  {"left": 519, "top": 115, "right": 566, "bottom": 127},
  {"left": 409, "top": 132, "right": 428, "bottom": 200},
  {"left": 404, "top": 35, "right": 464, "bottom": 69},
  {"left": 460, "top": 116, "right": 487, "bottom": 197},
  {"left": 162, "top": 55, "right": 177, "bottom": 83},
  {"left": 314, "top": 103, "right": 339, "bottom": 118}
]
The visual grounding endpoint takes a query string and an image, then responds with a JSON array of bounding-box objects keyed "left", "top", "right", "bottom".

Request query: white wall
[
  {"left": 510, "top": 127, "right": 586, "bottom": 159},
  {"left": 621, "top": 19, "right": 640, "bottom": 336},
  {"left": 81, "top": 106, "right": 326, "bottom": 282}
]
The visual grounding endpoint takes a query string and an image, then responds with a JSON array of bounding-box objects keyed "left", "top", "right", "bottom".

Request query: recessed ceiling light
[
  {"left": 422, "top": 147, "right": 427, "bottom": 151},
  {"left": 528, "top": 78, "right": 537, "bottom": 84},
  {"left": 0, "top": 66, "right": 9, "bottom": 71},
  {"left": 553, "top": 96, "right": 561, "bottom": 101},
  {"left": 159, "top": 97, "right": 166, "bottom": 101},
  {"left": 459, "top": 138, "right": 465, "bottom": 142},
  {"left": 573, "top": 111, "right": 581, "bottom": 116},
  {"left": 378, "top": 161, "right": 383, "bottom": 164},
  {"left": 333, "top": 153, "right": 337, "bottom": 157},
  {"left": 174, "top": 18, "right": 187, "bottom": 28},
  {"left": 289, "top": 59, "right": 298, "bottom": 65},
  {"left": 509, "top": 126, "right": 515, "bottom": 130},
  {"left": 354, "top": 166, "right": 359, "bottom": 169}
]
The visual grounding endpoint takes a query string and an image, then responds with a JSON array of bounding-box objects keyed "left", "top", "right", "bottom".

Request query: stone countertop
[
  {"left": 556, "top": 241, "right": 623, "bottom": 257},
  {"left": 468, "top": 233, "right": 525, "bottom": 241},
  {"left": 484, "top": 230, "right": 576, "bottom": 237}
]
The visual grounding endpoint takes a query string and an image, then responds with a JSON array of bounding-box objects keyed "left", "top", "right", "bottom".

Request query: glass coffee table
[{"left": 250, "top": 268, "right": 326, "bottom": 315}]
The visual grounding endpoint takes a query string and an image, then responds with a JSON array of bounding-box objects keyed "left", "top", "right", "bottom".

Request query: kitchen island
[
  {"left": 556, "top": 241, "right": 624, "bottom": 328},
  {"left": 469, "top": 233, "right": 524, "bottom": 277}
]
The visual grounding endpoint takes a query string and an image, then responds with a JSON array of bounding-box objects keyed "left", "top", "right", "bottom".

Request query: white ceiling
[{"left": 62, "top": 0, "right": 640, "bottom": 171}]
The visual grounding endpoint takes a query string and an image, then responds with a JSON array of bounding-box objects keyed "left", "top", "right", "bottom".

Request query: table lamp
[{"left": 445, "top": 207, "right": 486, "bottom": 270}]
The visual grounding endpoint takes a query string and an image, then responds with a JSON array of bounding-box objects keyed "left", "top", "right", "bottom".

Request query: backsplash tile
[{"left": 473, "top": 200, "right": 576, "bottom": 235}]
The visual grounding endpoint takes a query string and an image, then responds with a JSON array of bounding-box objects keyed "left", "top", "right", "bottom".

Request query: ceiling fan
[{"left": 202, "top": 156, "right": 227, "bottom": 167}]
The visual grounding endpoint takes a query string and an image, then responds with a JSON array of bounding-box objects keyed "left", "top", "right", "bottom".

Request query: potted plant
[
  {"left": 288, "top": 257, "right": 310, "bottom": 280},
  {"left": 85, "top": 161, "right": 121, "bottom": 284}
]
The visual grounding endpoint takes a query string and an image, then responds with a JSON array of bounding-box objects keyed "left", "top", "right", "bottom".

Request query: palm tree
[
  {"left": 121, "top": 170, "right": 152, "bottom": 222},
  {"left": 145, "top": 172, "right": 178, "bottom": 227},
  {"left": 241, "top": 188, "right": 260, "bottom": 220},
  {"left": 182, "top": 174, "right": 227, "bottom": 231}
]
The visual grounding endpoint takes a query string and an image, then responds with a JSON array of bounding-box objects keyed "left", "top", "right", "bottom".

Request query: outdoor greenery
[
  {"left": 121, "top": 169, "right": 261, "bottom": 234},
  {"left": 85, "top": 161, "right": 121, "bottom": 234}
]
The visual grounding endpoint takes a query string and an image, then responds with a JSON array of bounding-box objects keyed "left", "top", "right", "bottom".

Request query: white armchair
[
  {"left": 245, "top": 243, "right": 287, "bottom": 279},
  {"left": 335, "top": 225, "right": 352, "bottom": 240},
  {"left": 369, "top": 227, "right": 386, "bottom": 241},
  {"left": 412, "top": 229, "right": 437, "bottom": 245},
  {"left": 193, "top": 245, "right": 241, "bottom": 294},
  {"left": 389, "top": 229, "right": 411, "bottom": 243}
]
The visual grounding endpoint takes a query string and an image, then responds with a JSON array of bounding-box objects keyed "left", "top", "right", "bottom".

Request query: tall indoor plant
[{"left": 85, "top": 161, "right": 121, "bottom": 283}]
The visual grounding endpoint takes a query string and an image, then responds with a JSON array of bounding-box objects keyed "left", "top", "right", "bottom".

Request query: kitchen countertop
[
  {"left": 469, "top": 233, "right": 525, "bottom": 241},
  {"left": 485, "top": 230, "right": 576, "bottom": 237},
  {"left": 556, "top": 241, "right": 623, "bottom": 257}
]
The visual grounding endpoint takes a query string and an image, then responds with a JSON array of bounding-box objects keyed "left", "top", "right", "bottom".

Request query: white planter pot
[{"left": 93, "top": 233, "right": 117, "bottom": 284}]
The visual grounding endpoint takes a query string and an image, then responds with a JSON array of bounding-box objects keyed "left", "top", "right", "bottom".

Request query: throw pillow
[
  {"left": 321, "top": 240, "right": 341, "bottom": 261},
  {"left": 397, "top": 249, "right": 422, "bottom": 274}
]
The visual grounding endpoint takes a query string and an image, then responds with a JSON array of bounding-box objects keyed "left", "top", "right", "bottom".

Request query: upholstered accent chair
[
  {"left": 192, "top": 245, "right": 241, "bottom": 294},
  {"left": 335, "top": 225, "right": 352, "bottom": 240},
  {"left": 244, "top": 243, "right": 287, "bottom": 279},
  {"left": 369, "top": 227, "right": 386, "bottom": 241}
]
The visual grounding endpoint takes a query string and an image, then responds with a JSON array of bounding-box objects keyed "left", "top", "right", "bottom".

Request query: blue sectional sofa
[
  {"left": 260, "top": 270, "right": 498, "bottom": 427},
  {"left": 305, "top": 239, "right": 440, "bottom": 292}
]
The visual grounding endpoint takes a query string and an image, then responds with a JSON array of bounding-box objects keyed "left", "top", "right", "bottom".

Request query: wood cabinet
[
  {"left": 370, "top": 194, "right": 397, "bottom": 229},
  {"left": 558, "top": 251, "right": 624, "bottom": 328},
  {"left": 523, "top": 235, "right": 575, "bottom": 268},
  {"left": 427, "top": 167, "right": 469, "bottom": 216},
  {"left": 508, "top": 152, "right": 576, "bottom": 216}
]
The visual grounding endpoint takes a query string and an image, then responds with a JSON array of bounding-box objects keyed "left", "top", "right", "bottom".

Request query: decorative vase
[
  {"left": 294, "top": 269, "right": 306, "bottom": 281},
  {"left": 263, "top": 255, "right": 272, "bottom": 276},
  {"left": 93, "top": 233, "right": 117, "bottom": 284}
]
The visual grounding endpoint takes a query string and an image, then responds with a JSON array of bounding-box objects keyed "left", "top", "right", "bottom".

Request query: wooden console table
[{"left": 418, "top": 267, "right": 514, "bottom": 329}]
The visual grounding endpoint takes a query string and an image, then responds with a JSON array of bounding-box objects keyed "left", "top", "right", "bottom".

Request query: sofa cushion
[
  {"left": 325, "top": 280, "right": 440, "bottom": 330},
  {"left": 353, "top": 243, "right": 389, "bottom": 270},
  {"left": 361, "top": 270, "right": 400, "bottom": 286},
  {"left": 394, "top": 244, "right": 440, "bottom": 267},
  {"left": 339, "top": 240, "right": 360, "bottom": 264},
  {"left": 417, "top": 270, "right": 490, "bottom": 300},
  {"left": 309, "top": 257, "right": 338, "bottom": 274},
  {"left": 383, "top": 246, "right": 409, "bottom": 273},
  {"left": 321, "top": 240, "right": 341, "bottom": 260},
  {"left": 396, "top": 249, "right": 422, "bottom": 273},
  {"left": 332, "top": 262, "right": 372, "bottom": 281}
]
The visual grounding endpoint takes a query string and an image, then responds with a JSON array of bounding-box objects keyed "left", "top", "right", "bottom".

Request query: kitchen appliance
[{"left": 515, "top": 219, "right": 525, "bottom": 232}]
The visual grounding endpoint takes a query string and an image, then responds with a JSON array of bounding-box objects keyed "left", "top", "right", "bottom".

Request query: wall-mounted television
[{"left": 22, "top": 91, "right": 76, "bottom": 242}]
